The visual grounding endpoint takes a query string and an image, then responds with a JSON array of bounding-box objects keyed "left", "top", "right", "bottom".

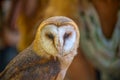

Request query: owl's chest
[{"left": 10, "top": 58, "right": 61, "bottom": 80}]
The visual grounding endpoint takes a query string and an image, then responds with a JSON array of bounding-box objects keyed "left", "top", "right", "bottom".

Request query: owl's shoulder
[{"left": 0, "top": 46, "right": 60, "bottom": 80}]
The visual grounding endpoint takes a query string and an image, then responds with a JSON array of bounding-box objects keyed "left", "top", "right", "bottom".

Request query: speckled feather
[{"left": 0, "top": 45, "right": 60, "bottom": 80}]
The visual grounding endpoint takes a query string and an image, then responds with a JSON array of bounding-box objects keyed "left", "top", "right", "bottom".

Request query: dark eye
[
  {"left": 46, "top": 33, "right": 54, "bottom": 40},
  {"left": 64, "top": 32, "right": 71, "bottom": 39}
]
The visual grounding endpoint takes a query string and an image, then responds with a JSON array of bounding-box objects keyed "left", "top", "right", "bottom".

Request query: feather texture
[{"left": 0, "top": 45, "right": 60, "bottom": 80}]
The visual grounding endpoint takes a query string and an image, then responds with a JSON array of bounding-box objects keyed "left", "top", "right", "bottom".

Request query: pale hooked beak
[{"left": 55, "top": 38, "right": 63, "bottom": 56}]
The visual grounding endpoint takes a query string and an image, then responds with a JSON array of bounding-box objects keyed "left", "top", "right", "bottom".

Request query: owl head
[{"left": 33, "top": 16, "right": 80, "bottom": 58}]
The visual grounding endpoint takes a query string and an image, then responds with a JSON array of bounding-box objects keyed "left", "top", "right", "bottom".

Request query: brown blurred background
[{"left": 0, "top": 0, "right": 120, "bottom": 80}]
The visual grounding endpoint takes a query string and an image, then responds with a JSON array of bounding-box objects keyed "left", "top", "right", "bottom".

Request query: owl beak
[
  {"left": 55, "top": 40, "right": 63, "bottom": 56},
  {"left": 57, "top": 46, "right": 63, "bottom": 55}
]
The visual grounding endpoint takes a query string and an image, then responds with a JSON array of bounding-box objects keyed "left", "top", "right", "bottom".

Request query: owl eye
[
  {"left": 64, "top": 32, "right": 71, "bottom": 39},
  {"left": 46, "top": 33, "right": 54, "bottom": 40}
]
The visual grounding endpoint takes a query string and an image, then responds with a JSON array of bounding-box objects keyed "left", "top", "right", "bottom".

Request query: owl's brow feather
[{"left": 41, "top": 22, "right": 76, "bottom": 29}]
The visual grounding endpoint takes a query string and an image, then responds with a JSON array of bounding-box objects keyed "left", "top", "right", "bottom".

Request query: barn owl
[{"left": 0, "top": 16, "right": 80, "bottom": 80}]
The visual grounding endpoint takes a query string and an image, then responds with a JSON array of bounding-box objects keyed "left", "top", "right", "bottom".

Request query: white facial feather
[
  {"left": 40, "top": 24, "right": 76, "bottom": 56},
  {"left": 40, "top": 25, "right": 58, "bottom": 56},
  {"left": 58, "top": 26, "right": 76, "bottom": 54}
]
